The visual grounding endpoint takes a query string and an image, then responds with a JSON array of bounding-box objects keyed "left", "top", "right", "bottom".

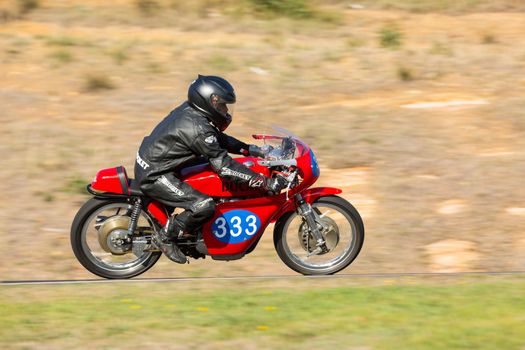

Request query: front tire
[
  {"left": 71, "top": 198, "right": 161, "bottom": 279},
  {"left": 274, "top": 195, "right": 364, "bottom": 275}
]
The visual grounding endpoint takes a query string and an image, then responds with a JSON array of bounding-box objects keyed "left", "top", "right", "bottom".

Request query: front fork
[{"left": 295, "top": 194, "right": 328, "bottom": 256}]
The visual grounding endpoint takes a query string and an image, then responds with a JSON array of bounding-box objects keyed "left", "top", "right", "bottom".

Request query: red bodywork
[
  {"left": 180, "top": 157, "right": 270, "bottom": 197},
  {"left": 90, "top": 135, "right": 342, "bottom": 259},
  {"left": 91, "top": 166, "right": 130, "bottom": 195}
]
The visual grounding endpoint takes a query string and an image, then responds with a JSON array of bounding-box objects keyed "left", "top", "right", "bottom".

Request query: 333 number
[{"left": 213, "top": 215, "right": 258, "bottom": 238}]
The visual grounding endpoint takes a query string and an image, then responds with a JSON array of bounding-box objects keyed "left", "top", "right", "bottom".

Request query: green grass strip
[{"left": 1, "top": 278, "right": 524, "bottom": 349}]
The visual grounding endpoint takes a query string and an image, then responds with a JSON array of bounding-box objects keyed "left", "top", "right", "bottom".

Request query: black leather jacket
[{"left": 136, "top": 102, "right": 260, "bottom": 185}]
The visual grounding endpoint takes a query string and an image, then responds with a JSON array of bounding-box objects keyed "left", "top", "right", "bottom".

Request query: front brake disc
[{"left": 298, "top": 216, "right": 340, "bottom": 254}]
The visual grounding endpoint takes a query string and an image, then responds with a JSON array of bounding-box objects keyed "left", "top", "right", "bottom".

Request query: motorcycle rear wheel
[
  {"left": 274, "top": 195, "right": 364, "bottom": 275},
  {"left": 71, "top": 198, "right": 161, "bottom": 279}
]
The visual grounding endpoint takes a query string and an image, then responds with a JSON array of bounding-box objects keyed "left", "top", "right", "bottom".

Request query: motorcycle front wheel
[
  {"left": 71, "top": 198, "right": 161, "bottom": 279},
  {"left": 274, "top": 195, "right": 364, "bottom": 275}
]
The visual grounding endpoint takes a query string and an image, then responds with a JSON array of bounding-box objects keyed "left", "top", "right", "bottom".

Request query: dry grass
[
  {"left": 0, "top": 0, "right": 38, "bottom": 21},
  {"left": 1, "top": 0, "right": 525, "bottom": 280},
  {"left": 342, "top": 0, "right": 525, "bottom": 13}
]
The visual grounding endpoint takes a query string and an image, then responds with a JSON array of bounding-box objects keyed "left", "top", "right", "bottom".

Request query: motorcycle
[{"left": 71, "top": 128, "right": 364, "bottom": 279}]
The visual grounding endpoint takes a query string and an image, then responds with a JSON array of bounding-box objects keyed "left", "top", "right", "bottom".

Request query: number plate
[{"left": 211, "top": 210, "right": 262, "bottom": 244}]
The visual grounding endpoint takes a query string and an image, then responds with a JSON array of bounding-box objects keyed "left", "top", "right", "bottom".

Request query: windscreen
[{"left": 254, "top": 126, "right": 309, "bottom": 159}]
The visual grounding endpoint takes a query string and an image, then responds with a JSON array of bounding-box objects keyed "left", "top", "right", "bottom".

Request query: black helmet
[{"left": 188, "top": 75, "right": 236, "bottom": 131}]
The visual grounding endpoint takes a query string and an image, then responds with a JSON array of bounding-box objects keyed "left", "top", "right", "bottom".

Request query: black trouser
[{"left": 135, "top": 166, "right": 215, "bottom": 235}]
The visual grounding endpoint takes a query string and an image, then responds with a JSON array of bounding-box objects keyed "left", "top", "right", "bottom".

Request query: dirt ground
[{"left": 1, "top": 0, "right": 525, "bottom": 280}]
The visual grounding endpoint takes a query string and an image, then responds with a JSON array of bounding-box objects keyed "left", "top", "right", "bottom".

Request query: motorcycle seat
[{"left": 128, "top": 179, "right": 144, "bottom": 196}]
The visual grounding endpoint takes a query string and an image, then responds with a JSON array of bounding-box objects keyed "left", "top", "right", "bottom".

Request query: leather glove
[
  {"left": 249, "top": 174, "right": 288, "bottom": 193},
  {"left": 264, "top": 174, "right": 288, "bottom": 193},
  {"left": 248, "top": 144, "right": 273, "bottom": 158}
]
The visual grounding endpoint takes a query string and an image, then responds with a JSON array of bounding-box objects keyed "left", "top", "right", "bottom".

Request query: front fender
[
  {"left": 272, "top": 187, "right": 342, "bottom": 222},
  {"left": 299, "top": 187, "right": 342, "bottom": 203}
]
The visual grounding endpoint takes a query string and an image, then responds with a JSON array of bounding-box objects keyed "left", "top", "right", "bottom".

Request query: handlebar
[{"left": 257, "top": 159, "right": 297, "bottom": 167}]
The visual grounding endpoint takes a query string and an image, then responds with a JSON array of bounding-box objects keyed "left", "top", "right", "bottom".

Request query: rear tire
[
  {"left": 274, "top": 195, "right": 364, "bottom": 275},
  {"left": 71, "top": 198, "right": 161, "bottom": 279}
]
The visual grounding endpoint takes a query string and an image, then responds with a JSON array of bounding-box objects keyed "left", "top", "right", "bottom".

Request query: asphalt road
[{"left": 2, "top": 271, "right": 524, "bottom": 286}]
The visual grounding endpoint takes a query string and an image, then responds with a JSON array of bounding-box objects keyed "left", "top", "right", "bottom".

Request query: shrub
[
  {"left": 35, "top": 191, "right": 55, "bottom": 202},
  {"left": 397, "top": 67, "right": 414, "bottom": 81},
  {"left": 146, "top": 61, "right": 166, "bottom": 74},
  {"left": 46, "top": 36, "right": 79, "bottom": 47},
  {"left": 17, "top": 0, "right": 39, "bottom": 14},
  {"left": 135, "top": 0, "right": 161, "bottom": 16},
  {"left": 62, "top": 176, "right": 89, "bottom": 195},
  {"left": 84, "top": 74, "right": 115, "bottom": 92},
  {"left": 49, "top": 50, "right": 74, "bottom": 64},
  {"left": 249, "top": 0, "right": 314, "bottom": 19},
  {"left": 110, "top": 48, "right": 129, "bottom": 65},
  {"left": 379, "top": 25, "right": 403, "bottom": 49},
  {"left": 482, "top": 33, "right": 497, "bottom": 44}
]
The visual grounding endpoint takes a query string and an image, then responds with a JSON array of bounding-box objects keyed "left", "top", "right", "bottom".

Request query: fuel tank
[{"left": 180, "top": 156, "right": 270, "bottom": 197}]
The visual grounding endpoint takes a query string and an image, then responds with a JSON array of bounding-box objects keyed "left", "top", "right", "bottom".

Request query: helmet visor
[{"left": 211, "top": 94, "right": 235, "bottom": 117}]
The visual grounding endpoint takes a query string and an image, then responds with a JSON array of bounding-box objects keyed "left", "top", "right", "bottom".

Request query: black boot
[
  {"left": 151, "top": 225, "right": 188, "bottom": 264},
  {"left": 195, "top": 229, "right": 208, "bottom": 255}
]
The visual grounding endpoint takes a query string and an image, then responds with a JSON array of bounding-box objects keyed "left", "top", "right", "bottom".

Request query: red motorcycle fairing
[
  {"left": 180, "top": 156, "right": 270, "bottom": 197},
  {"left": 143, "top": 186, "right": 342, "bottom": 257},
  {"left": 200, "top": 186, "right": 342, "bottom": 257}
]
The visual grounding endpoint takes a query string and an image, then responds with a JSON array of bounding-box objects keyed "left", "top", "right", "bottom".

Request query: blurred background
[{"left": 1, "top": 0, "right": 525, "bottom": 280}]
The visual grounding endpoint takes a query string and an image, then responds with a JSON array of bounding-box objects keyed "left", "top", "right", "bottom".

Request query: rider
[{"left": 134, "top": 75, "right": 287, "bottom": 264}]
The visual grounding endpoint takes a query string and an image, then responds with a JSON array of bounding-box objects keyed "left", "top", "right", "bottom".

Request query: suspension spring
[{"left": 128, "top": 198, "right": 142, "bottom": 234}]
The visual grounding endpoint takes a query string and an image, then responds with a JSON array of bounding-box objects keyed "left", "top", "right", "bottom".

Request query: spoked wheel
[
  {"left": 71, "top": 198, "right": 161, "bottom": 279},
  {"left": 274, "top": 195, "right": 364, "bottom": 275}
]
